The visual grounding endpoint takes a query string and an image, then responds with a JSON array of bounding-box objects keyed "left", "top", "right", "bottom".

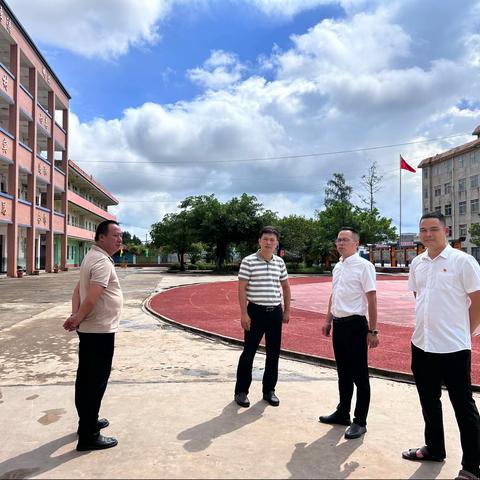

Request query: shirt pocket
[{"left": 434, "top": 272, "right": 456, "bottom": 290}]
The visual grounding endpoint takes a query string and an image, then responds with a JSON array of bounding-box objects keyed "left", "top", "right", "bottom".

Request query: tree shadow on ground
[
  {"left": 0, "top": 433, "right": 87, "bottom": 479},
  {"left": 177, "top": 400, "right": 267, "bottom": 452},
  {"left": 286, "top": 426, "right": 364, "bottom": 479}
]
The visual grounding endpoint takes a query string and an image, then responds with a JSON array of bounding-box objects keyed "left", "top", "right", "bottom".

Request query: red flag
[{"left": 400, "top": 155, "right": 416, "bottom": 173}]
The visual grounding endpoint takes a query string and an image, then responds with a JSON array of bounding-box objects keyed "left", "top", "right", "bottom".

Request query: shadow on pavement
[
  {"left": 408, "top": 459, "right": 445, "bottom": 479},
  {"left": 286, "top": 426, "right": 364, "bottom": 479},
  {"left": 0, "top": 433, "right": 87, "bottom": 479},
  {"left": 177, "top": 400, "right": 267, "bottom": 452}
]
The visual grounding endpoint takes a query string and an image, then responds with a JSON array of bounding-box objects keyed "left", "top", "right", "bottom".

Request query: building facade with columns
[
  {"left": 419, "top": 126, "right": 480, "bottom": 260},
  {"left": 0, "top": 1, "right": 118, "bottom": 276}
]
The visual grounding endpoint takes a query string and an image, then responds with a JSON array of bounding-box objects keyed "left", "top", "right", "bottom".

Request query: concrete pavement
[{"left": 0, "top": 268, "right": 472, "bottom": 479}]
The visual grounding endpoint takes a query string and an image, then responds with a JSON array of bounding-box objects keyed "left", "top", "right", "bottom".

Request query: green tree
[
  {"left": 324, "top": 173, "right": 353, "bottom": 207},
  {"left": 150, "top": 211, "right": 196, "bottom": 271},
  {"left": 354, "top": 207, "right": 397, "bottom": 244},
  {"left": 469, "top": 223, "right": 480, "bottom": 246},
  {"left": 180, "top": 193, "right": 273, "bottom": 269}
]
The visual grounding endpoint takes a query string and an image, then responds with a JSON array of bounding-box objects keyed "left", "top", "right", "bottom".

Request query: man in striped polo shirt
[{"left": 234, "top": 226, "right": 291, "bottom": 408}]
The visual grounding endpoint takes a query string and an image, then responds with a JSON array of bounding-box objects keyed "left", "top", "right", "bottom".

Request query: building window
[
  {"left": 424, "top": 189, "right": 428, "bottom": 199},
  {"left": 459, "top": 178, "right": 467, "bottom": 192},
  {"left": 447, "top": 225, "right": 452, "bottom": 236},
  {"left": 459, "top": 201, "right": 467, "bottom": 215},
  {"left": 434, "top": 185, "right": 441, "bottom": 197},
  {"left": 444, "top": 182, "right": 452, "bottom": 194},
  {"left": 458, "top": 155, "right": 466, "bottom": 168},
  {"left": 471, "top": 152, "right": 477, "bottom": 166},
  {"left": 434, "top": 206, "right": 441, "bottom": 213},
  {"left": 472, "top": 175, "right": 479, "bottom": 188},
  {"left": 472, "top": 199, "right": 479, "bottom": 214},
  {"left": 434, "top": 165, "right": 440, "bottom": 176},
  {"left": 460, "top": 224, "right": 467, "bottom": 237},
  {"left": 472, "top": 247, "right": 480, "bottom": 262},
  {"left": 445, "top": 204, "right": 452, "bottom": 216},
  {"left": 423, "top": 168, "right": 428, "bottom": 179},
  {"left": 445, "top": 159, "right": 452, "bottom": 173}
]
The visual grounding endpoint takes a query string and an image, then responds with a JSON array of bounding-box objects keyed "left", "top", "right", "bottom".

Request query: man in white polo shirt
[
  {"left": 234, "top": 226, "right": 291, "bottom": 408},
  {"left": 320, "top": 227, "right": 379, "bottom": 440},
  {"left": 402, "top": 212, "right": 480, "bottom": 480},
  {"left": 63, "top": 220, "right": 123, "bottom": 452}
]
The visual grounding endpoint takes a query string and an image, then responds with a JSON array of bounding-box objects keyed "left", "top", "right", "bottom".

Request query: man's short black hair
[
  {"left": 337, "top": 226, "right": 360, "bottom": 240},
  {"left": 259, "top": 226, "right": 279, "bottom": 239},
  {"left": 420, "top": 211, "right": 446, "bottom": 226},
  {"left": 95, "top": 220, "right": 120, "bottom": 242}
]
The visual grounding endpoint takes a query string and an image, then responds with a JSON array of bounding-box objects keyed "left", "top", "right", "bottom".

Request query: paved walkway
[{"left": 0, "top": 269, "right": 474, "bottom": 479}]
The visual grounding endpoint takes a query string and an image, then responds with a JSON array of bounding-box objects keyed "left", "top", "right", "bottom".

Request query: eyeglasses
[{"left": 335, "top": 238, "right": 353, "bottom": 244}]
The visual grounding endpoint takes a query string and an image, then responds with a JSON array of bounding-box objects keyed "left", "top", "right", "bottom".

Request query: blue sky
[{"left": 8, "top": 0, "right": 480, "bottom": 238}]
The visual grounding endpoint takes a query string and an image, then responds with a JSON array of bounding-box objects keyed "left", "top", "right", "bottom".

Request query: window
[
  {"left": 458, "top": 155, "right": 466, "bottom": 168},
  {"left": 459, "top": 201, "right": 467, "bottom": 215},
  {"left": 434, "top": 165, "right": 440, "bottom": 176},
  {"left": 472, "top": 175, "right": 479, "bottom": 188},
  {"left": 472, "top": 199, "right": 479, "bottom": 214},
  {"left": 434, "top": 206, "right": 441, "bottom": 213},
  {"left": 445, "top": 204, "right": 452, "bottom": 216},
  {"left": 444, "top": 182, "right": 451, "bottom": 194},
  {"left": 472, "top": 247, "right": 480, "bottom": 262},
  {"left": 424, "top": 189, "right": 428, "bottom": 199},
  {"left": 459, "top": 178, "right": 467, "bottom": 192},
  {"left": 423, "top": 168, "right": 428, "bottom": 179},
  {"left": 460, "top": 224, "right": 467, "bottom": 237},
  {"left": 434, "top": 185, "right": 441, "bottom": 197},
  {"left": 445, "top": 159, "right": 452, "bottom": 173},
  {"left": 447, "top": 225, "right": 452, "bottom": 236}
]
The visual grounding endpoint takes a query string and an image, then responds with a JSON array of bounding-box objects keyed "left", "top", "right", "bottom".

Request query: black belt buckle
[{"left": 266, "top": 306, "right": 275, "bottom": 312}]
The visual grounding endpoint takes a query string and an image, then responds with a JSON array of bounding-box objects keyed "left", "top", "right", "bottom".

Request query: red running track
[{"left": 148, "top": 276, "right": 480, "bottom": 385}]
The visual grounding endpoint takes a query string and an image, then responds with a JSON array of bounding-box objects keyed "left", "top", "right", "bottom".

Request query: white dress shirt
[
  {"left": 408, "top": 244, "right": 480, "bottom": 353},
  {"left": 331, "top": 253, "right": 376, "bottom": 318}
]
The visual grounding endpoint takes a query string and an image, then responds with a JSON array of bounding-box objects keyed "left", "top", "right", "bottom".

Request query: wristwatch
[{"left": 368, "top": 329, "right": 378, "bottom": 336}]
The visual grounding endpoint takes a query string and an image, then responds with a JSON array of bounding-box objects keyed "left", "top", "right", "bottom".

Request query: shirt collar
[
  {"left": 340, "top": 252, "right": 359, "bottom": 264},
  {"left": 91, "top": 244, "right": 114, "bottom": 263},
  {"left": 256, "top": 250, "right": 274, "bottom": 263},
  {"left": 422, "top": 243, "right": 451, "bottom": 261}
]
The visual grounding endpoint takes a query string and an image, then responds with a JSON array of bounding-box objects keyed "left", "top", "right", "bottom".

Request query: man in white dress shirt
[
  {"left": 402, "top": 211, "right": 480, "bottom": 480},
  {"left": 320, "top": 227, "right": 379, "bottom": 439}
]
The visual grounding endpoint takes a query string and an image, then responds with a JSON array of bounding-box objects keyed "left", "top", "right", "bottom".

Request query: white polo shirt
[
  {"left": 331, "top": 253, "right": 376, "bottom": 318},
  {"left": 408, "top": 244, "right": 480, "bottom": 353}
]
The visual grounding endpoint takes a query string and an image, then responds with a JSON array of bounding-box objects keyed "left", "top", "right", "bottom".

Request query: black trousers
[
  {"left": 75, "top": 332, "right": 115, "bottom": 438},
  {"left": 411, "top": 343, "right": 480, "bottom": 469},
  {"left": 235, "top": 303, "right": 283, "bottom": 395},
  {"left": 332, "top": 315, "right": 370, "bottom": 426}
]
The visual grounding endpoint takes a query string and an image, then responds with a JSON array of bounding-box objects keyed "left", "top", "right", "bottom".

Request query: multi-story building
[
  {"left": 0, "top": 0, "right": 70, "bottom": 277},
  {"left": 67, "top": 160, "right": 118, "bottom": 267},
  {"left": 0, "top": 1, "right": 119, "bottom": 277},
  {"left": 419, "top": 125, "right": 480, "bottom": 259}
]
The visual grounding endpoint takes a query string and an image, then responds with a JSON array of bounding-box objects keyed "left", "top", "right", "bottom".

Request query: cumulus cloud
[
  {"left": 187, "top": 50, "right": 245, "bottom": 90},
  {"left": 8, "top": 0, "right": 172, "bottom": 59},
  {"left": 67, "top": 0, "right": 480, "bottom": 237}
]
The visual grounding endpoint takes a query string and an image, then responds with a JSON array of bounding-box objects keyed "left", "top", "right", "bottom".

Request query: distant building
[
  {"left": 419, "top": 125, "right": 480, "bottom": 260},
  {"left": 67, "top": 160, "right": 118, "bottom": 267}
]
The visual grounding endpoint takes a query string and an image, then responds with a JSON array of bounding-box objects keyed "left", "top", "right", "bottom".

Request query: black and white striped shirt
[{"left": 238, "top": 251, "right": 288, "bottom": 306}]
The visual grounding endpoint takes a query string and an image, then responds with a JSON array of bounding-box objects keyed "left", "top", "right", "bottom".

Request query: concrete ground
[{"left": 0, "top": 268, "right": 472, "bottom": 479}]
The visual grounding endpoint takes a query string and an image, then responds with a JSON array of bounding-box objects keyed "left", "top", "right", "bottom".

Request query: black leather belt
[{"left": 249, "top": 303, "right": 281, "bottom": 312}]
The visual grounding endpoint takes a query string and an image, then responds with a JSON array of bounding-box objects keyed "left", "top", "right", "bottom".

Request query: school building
[{"left": 0, "top": 0, "right": 118, "bottom": 276}]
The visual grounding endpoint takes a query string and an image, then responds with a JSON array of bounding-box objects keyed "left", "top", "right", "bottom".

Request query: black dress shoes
[
  {"left": 344, "top": 422, "right": 367, "bottom": 439},
  {"left": 77, "top": 434, "right": 118, "bottom": 451},
  {"left": 319, "top": 412, "right": 351, "bottom": 426},
  {"left": 263, "top": 391, "right": 280, "bottom": 406},
  {"left": 234, "top": 392, "right": 250, "bottom": 408},
  {"left": 77, "top": 418, "right": 109, "bottom": 435}
]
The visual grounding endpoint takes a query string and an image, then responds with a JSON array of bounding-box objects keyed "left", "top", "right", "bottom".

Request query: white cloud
[
  {"left": 8, "top": 0, "right": 172, "bottom": 59},
  {"left": 67, "top": 0, "right": 480, "bottom": 238},
  {"left": 187, "top": 50, "right": 245, "bottom": 90}
]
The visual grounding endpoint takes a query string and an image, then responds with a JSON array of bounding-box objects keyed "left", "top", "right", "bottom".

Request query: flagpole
[{"left": 399, "top": 155, "right": 402, "bottom": 264}]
